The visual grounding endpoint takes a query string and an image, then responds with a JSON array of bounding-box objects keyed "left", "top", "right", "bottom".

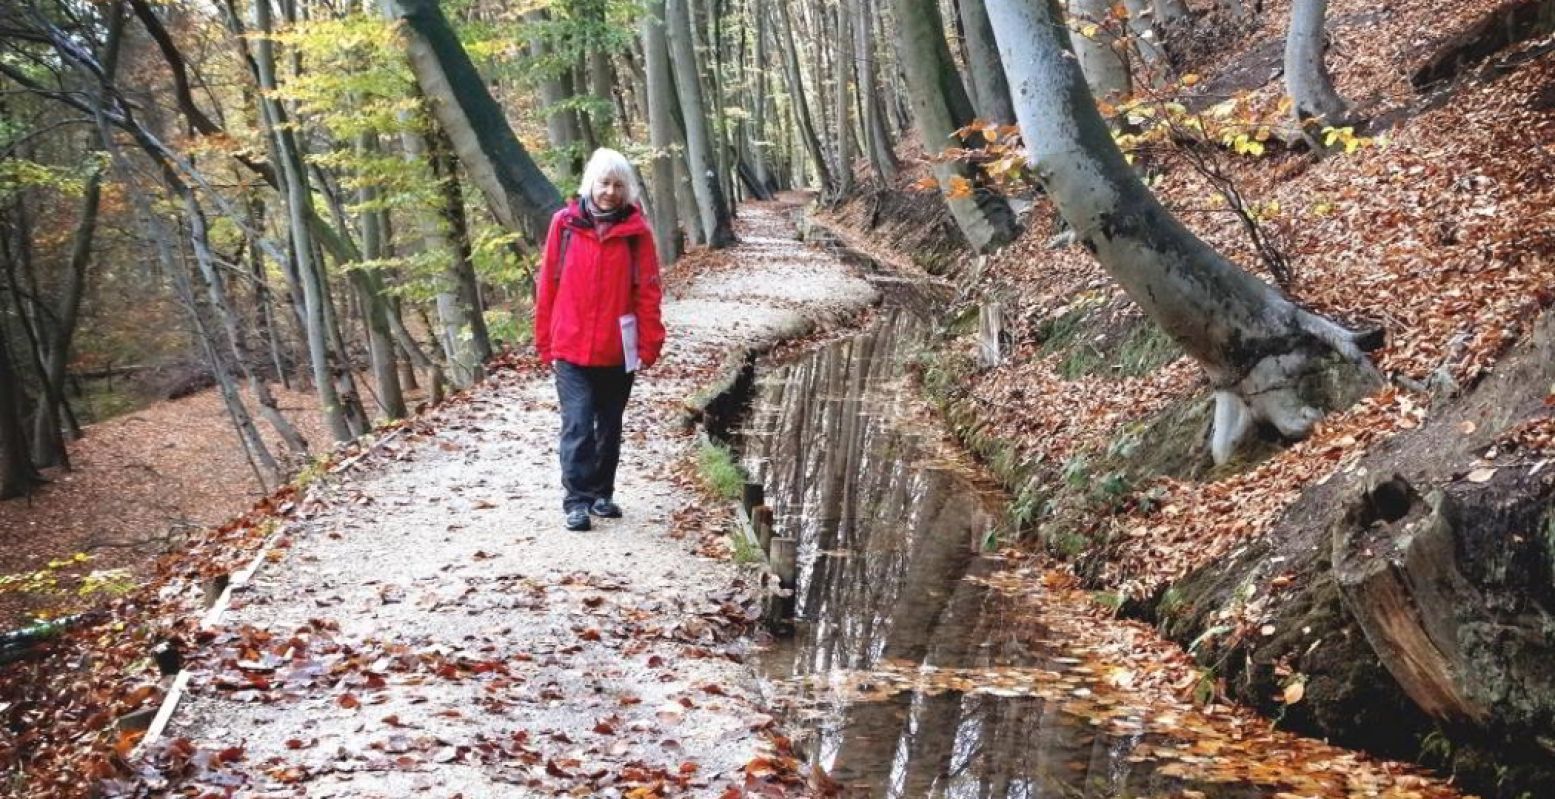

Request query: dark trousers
[{"left": 554, "top": 361, "right": 635, "bottom": 511}]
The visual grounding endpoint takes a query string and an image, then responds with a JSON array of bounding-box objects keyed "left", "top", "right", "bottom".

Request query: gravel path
[{"left": 153, "top": 199, "right": 877, "bottom": 797}]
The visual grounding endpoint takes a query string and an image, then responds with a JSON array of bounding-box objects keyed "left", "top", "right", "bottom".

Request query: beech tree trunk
[
  {"left": 770, "top": 0, "right": 833, "bottom": 194},
  {"left": 255, "top": 0, "right": 352, "bottom": 443},
  {"left": 1285, "top": 0, "right": 1350, "bottom": 141},
  {"left": 353, "top": 133, "right": 407, "bottom": 420},
  {"left": 848, "top": 0, "right": 897, "bottom": 182},
  {"left": 1068, "top": 0, "right": 1131, "bottom": 101},
  {"left": 526, "top": 9, "right": 586, "bottom": 177},
  {"left": 987, "top": 0, "right": 1378, "bottom": 462},
  {"left": 666, "top": 0, "right": 735, "bottom": 246},
  {"left": 888, "top": 0, "right": 1018, "bottom": 252},
  {"left": 958, "top": 0, "right": 1015, "bottom": 124},
  {"left": 641, "top": 0, "right": 684, "bottom": 264},
  {"left": 383, "top": 0, "right": 564, "bottom": 249},
  {"left": 832, "top": 1, "right": 855, "bottom": 199}
]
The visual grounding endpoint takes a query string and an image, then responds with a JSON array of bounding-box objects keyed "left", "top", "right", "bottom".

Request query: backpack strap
[{"left": 555, "top": 226, "right": 641, "bottom": 304}]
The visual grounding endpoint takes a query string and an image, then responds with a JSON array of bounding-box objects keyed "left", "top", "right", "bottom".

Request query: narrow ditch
[{"left": 701, "top": 224, "right": 1467, "bottom": 798}]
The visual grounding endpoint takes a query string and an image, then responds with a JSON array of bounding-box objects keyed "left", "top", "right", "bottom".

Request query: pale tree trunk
[
  {"left": 832, "top": 0, "right": 855, "bottom": 199},
  {"left": 383, "top": 0, "right": 564, "bottom": 249},
  {"left": 1068, "top": 0, "right": 1131, "bottom": 102},
  {"left": 183, "top": 189, "right": 311, "bottom": 456},
  {"left": 1285, "top": 0, "right": 1350, "bottom": 142},
  {"left": 666, "top": 0, "right": 735, "bottom": 247},
  {"left": 958, "top": 0, "right": 1015, "bottom": 124},
  {"left": 582, "top": 0, "right": 616, "bottom": 144},
  {"left": 770, "top": 0, "right": 833, "bottom": 194},
  {"left": 525, "top": 9, "right": 585, "bottom": 177},
  {"left": 395, "top": 113, "right": 485, "bottom": 388},
  {"left": 750, "top": 0, "right": 779, "bottom": 192},
  {"left": 889, "top": 0, "right": 1018, "bottom": 252},
  {"left": 255, "top": 0, "right": 352, "bottom": 443},
  {"left": 352, "top": 133, "right": 407, "bottom": 420},
  {"left": 641, "top": 0, "right": 683, "bottom": 264},
  {"left": 852, "top": 0, "right": 898, "bottom": 181},
  {"left": 427, "top": 123, "right": 495, "bottom": 372},
  {"left": 1154, "top": 0, "right": 1188, "bottom": 23},
  {"left": 1123, "top": 0, "right": 1168, "bottom": 82},
  {"left": 987, "top": 0, "right": 1379, "bottom": 463}
]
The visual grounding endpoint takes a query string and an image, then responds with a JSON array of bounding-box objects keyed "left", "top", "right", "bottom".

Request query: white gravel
[{"left": 156, "top": 200, "right": 878, "bottom": 797}]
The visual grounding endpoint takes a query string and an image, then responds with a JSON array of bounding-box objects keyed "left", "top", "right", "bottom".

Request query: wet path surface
[{"left": 739, "top": 283, "right": 1467, "bottom": 798}]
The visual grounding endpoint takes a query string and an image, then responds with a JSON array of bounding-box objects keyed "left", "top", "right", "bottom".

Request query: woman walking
[{"left": 535, "top": 149, "right": 666, "bottom": 531}]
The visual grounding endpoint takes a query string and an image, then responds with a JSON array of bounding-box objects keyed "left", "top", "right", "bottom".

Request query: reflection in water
[{"left": 737, "top": 297, "right": 1454, "bottom": 799}]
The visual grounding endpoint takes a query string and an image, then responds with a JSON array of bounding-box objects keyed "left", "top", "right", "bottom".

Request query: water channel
[{"left": 730, "top": 257, "right": 1457, "bottom": 798}]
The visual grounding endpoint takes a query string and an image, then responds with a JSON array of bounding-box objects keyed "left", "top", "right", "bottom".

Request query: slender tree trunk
[
  {"left": 889, "top": 0, "right": 1018, "bottom": 252},
  {"left": 1123, "top": 0, "right": 1168, "bottom": 82},
  {"left": 353, "top": 132, "right": 407, "bottom": 420},
  {"left": 987, "top": 0, "right": 1378, "bottom": 463},
  {"left": 383, "top": 0, "right": 565, "bottom": 248},
  {"left": 666, "top": 0, "right": 735, "bottom": 246},
  {"left": 642, "top": 0, "right": 684, "bottom": 264},
  {"left": 770, "top": 0, "right": 833, "bottom": 193},
  {"left": 1068, "top": 0, "right": 1131, "bottom": 101},
  {"left": 6, "top": 195, "right": 70, "bottom": 471},
  {"left": 179, "top": 186, "right": 303, "bottom": 468},
  {"left": 525, "top": 9, "right": 585, "bottom": 178},
  {"left": 832, "top": 0, "right": 855, "bottom": 199},
  {"left": 255, "top": 0, "right": 351, "bottom": 442},
  {"left": 428, "top": 124, "right": 494, "bottom": 365},
  {"left": 750, "top": 0, "right": 778, "bottom": 192},
  {"left": 853, "top": 0, "right": 899, "bottom": 181},
  {"left": 958, "top": 0, "right": 1015, "bottom": 124},
  {"left": 1285, "top": 0, "right": 1350, "bottom": 142}
]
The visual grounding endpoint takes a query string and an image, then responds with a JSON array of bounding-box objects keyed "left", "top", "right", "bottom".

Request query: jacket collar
[{"left": 562, "top": 198, "right": 649, "bottom": 239}]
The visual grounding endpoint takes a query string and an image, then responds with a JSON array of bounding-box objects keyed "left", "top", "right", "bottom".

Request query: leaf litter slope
[
  {"left": 829, "top": 0, "right": 1555, "bottom": 603},
  {"left": 7, "top": 198, "right": 872, "bottom": 799}
]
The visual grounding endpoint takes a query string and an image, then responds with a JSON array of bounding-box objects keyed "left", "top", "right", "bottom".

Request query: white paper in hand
[{"left": 619, "top": 313, "right": 640, "bottom": 372}]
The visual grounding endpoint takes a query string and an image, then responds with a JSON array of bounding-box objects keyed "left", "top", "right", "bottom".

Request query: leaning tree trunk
[
  {"left": 958, "top": 0, "right": 1015, "bottom": 124},
  {"left": 987, "top": 0, "right": 1378, "bottom": 463},
  {"left": 641, "top": 0, "right": 684, "bottom": 265},
  {"left": 1285, "top": 0, "right": 1350, "bottom": 144},
  {"left": 666, "top": 0, "right": 735, "bottom": 247},
  {"left": 383, "top": 0, "right": 564, "bottom": 249},
  {"left": 889, "top": 0, "right": 1018, "bottom": 252},
  {"left": 1068, "top": 0, "right": 1131, "bottom": 102}
]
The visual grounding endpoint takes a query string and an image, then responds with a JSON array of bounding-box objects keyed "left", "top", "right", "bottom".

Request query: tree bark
[
  {"left": 832, "top": 0, "right": 856, "bottom": 199},
  {"left": 352, "top": 133, "right": 407, "bottom": 420},
  {"left": 770, "top": 0, "right": 833, "bottom": 194},
  {"left": 987, "top": 0, "right": 1378, "bottom": 462},
  {"left": 1285, "top": 0, "right": 1350, "bottom": 142},
  {"left": 1068, "top": 0, "right": 1132, "bottom": 101},
  {"left": 888, "top": 0, "right": 1018, "bottom": 252},
  {"left": 254, "top": 0, "right": 352, "bottom": 443},
  {"left": 641, "top": 0, "right": 684, "bottom": 264},
  {"left": 383, "top": 0, "right": 565, "bottom": 249},
  {"left": 666, "top": 0, "right": 735, "bottom": 247},
  {"left": 958, "top": 0, "right": 1015, "bottom": 124},
  {"left": 525, "top": 8, "right": 586, "bottom": 178}
]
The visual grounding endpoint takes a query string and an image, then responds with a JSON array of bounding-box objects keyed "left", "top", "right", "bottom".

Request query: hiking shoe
[
  {"left": 589, "top": 498, "right": 623, "bottom": 518},
  {"left": 565, "top": 507, "right": 591, "bottom": 531}
]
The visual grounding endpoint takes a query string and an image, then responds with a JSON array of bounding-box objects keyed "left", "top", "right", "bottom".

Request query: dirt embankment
[{"left": 817, "top": 0, "right": 1555, "bottom": 794}]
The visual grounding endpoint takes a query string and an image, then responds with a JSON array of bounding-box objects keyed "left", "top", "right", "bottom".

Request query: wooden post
[
  {"left": 754, "top": 505, "right": 775, "bottom": 553},
  {"left": 978, "top": 302, "right": 1005, "bottom": 368},
  {"left": 742, "top": 482, "right": 765, "bottom": 515},
  {"left": 766, "top": 535, "right": 799, "bottom": 631}
]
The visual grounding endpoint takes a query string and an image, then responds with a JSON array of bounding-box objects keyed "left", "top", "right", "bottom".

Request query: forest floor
[
  {"left": 112, "top": 197, "right": 878, "bottom": 797},
  {"left": 0, "top": 385, "right": 333, "bottom": 627}
]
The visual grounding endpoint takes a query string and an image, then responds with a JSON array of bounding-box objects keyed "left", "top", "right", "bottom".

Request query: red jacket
[{"left": 535, "top": 200, "right": 666, "bottom": 368}]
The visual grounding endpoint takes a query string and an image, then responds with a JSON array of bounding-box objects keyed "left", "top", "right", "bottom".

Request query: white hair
[{"left": 577, "top": 148, "right": 641, "bottom": 207}]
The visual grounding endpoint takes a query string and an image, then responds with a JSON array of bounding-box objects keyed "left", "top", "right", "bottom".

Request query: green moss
[{"left": 1115, "top": 321, "right": 1182, "bottom": 376}]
